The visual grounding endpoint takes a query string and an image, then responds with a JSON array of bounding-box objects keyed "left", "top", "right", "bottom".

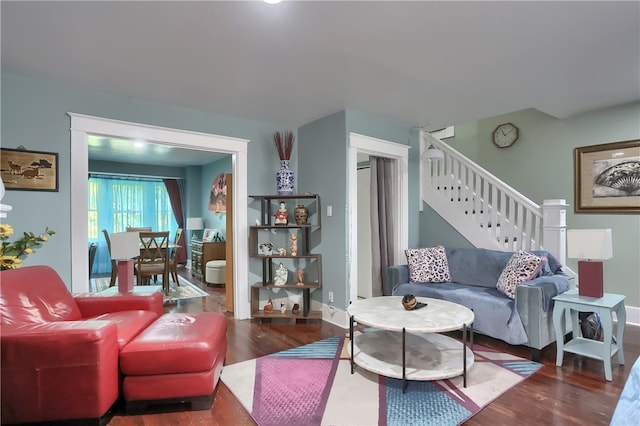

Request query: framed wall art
[
  {"left": 202, "top": 228, "right": 215, "bottom": 242},
  {"left": 1, "top": 148, "right": 59, "bottom": 192},
  {"left": 574, "top": 139, "right": 640, "bottom": 213},
  {"left": 209, "top": 173, "right": 227, "bottom": 215}
]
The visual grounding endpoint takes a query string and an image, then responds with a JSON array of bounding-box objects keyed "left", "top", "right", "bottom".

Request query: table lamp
[
  {"left": 567, "top": 228, "right": 613, "bottom": 298},
  {"left": 186, "top": 217, "right": 204, "bottom": 239},
  {"left": 110, "top": 231, "right": 141, "bottom": 294}
]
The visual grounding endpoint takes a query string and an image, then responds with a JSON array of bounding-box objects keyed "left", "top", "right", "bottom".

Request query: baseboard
[
  {"left": 322, "top": 304, "right": 349, "bottom": 329},
  {"left": 621, "top": 304, "right": 640, "bottom": 327}
]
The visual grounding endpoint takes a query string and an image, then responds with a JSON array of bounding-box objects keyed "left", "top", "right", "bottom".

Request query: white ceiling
[{"left": 2, "top": 1, "right": 639, "bottom": 166}]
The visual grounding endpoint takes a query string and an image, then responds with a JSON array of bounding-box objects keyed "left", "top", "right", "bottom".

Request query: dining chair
[
  {"left": 88, "top": 242, "right": 97, "bottom": 279},
  {"left": 168, "top": 228, "right": 183, "bottom": 285},
  {"left": 137, "top": 231, "right": 170, "bottom": 294},
  {"left": 101, "top": 229, "right": 118, "bottom": 287}
]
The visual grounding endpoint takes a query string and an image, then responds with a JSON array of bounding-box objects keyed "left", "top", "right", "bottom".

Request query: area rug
[
  {"left": 93, "top": 275, "right": 209, "bottom": 304},
  {"left": 221, "top": 335, "right": 542, "bottom": 426}
]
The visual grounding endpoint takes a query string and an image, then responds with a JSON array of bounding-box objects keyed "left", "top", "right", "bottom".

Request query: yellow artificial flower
[
  {"left": 0, "top": 256, "right": 22, "bottom": 269},
  {"left": 0, "top": 225, "right": 55, "bottom": 271},
  {"left": 0, "top": 224, "right": 14, "bottom": 236}
]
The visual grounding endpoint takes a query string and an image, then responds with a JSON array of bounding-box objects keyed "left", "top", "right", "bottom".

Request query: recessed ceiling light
[{"left": 263, "top": 0, "right": 282, "bottom": 4}]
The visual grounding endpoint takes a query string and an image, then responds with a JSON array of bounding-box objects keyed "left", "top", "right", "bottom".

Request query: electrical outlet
[{"left": 328, "top": 291, "right": 334, "bottom": 303}]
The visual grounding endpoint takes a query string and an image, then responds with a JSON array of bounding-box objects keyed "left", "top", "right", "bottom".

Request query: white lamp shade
[
  {"left": 186, "top": 217, "right": 204, "bottom": 230},
  {"left": 567, "top": 229, "right": 613, "bottom": 260},
  {"left": 110, "top": 232, "right": 141, "bottom": 260}
]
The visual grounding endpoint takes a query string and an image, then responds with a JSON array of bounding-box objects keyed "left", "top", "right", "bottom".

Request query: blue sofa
[{"left": 386, "top": 247, "right": 574, "bottom": 360}]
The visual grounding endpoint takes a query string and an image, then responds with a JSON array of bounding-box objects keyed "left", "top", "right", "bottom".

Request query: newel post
[{"left": 541, "top": 199, "right": 569, "bottom": 264}]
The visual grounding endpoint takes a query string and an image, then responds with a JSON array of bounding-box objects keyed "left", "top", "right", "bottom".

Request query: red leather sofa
[{"left": 1, "top": 265, "right": 227, "bottom": 424}]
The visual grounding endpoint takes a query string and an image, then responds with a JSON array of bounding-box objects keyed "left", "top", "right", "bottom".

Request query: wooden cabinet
[
  {"left": 249, "top": 194, "right": 322, "bottom": 321},
  {"left": 191, "top": 239, "right": 225, "bottom": 280}
]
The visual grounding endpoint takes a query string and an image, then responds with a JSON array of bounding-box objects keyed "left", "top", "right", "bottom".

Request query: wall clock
[{"left": 492, "top": 123, "right": 519, "bottom": 148}]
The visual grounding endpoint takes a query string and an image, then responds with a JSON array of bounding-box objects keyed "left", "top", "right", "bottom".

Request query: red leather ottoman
[{"left": 119, "top": 312, "right": 227, "bottom": 413}]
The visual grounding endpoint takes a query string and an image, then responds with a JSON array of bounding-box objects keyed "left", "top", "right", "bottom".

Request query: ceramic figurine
[
  {"left": 294, "top": 204, "right": 309, "bottom": 225},
  {"left": 280, "top": 302, "right": 286, "bottom": 314},
  {"left": 274, "top": 201, "right": 288, "bottom": 225},
  {"left": 259, "top": 242, "right": 274, "bottom": 256},
  {"left": 264, "top": 298, "right": 273, "bottom": 314},
  {"left": 289, "top": 233, "right": 297, "bottom": 256},
  {"left": 274, "top": 263, "right": 287, "bottom": 286},
  {"left": 292, "top": 303, "right": 300, "bottom": 315},
  {"left": 296, "top": 269, "right": 304, "bottom": 286},
  {"left": 278, "top": 247, "right": 287, "bottom": 256}
]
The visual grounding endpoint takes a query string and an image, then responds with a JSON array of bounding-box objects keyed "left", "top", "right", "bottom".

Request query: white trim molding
[
  {"left": 347, "top": 132, "right": 410, "bottom": 309},
  {"left": 68, "top": 113, "right": 252, "bottom": 319}
]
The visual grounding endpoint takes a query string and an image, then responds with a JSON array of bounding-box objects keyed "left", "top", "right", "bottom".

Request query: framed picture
[
  {"left": 209, "top": 173, "right": 227, "bottom": 215},
  {"left": 202, "top": 228, "right": 215, "bottom": 242},
  {"left": 574, "top": 139, "right": 640, "bottom": 213},
  {"left": 1, "top": 148, "right": 59, "bottom": 192}
]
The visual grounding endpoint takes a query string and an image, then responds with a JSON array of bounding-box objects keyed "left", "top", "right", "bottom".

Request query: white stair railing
[{"left": 420, "top": 130, "right": 549, "bottom": 254}]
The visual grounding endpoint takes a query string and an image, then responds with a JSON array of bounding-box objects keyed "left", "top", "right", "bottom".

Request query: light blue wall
[
  {"left": 438, "top": 103, "right": 640, "bottom": 308},
  {"left": 419, "top": 207, "right": 473, "bottom": 248},
  {"left": 298, "top": 111, "right": 348, "bottom": 308},
  {"left": 1, "top": 72, "right": 290, "bottom": 285}
]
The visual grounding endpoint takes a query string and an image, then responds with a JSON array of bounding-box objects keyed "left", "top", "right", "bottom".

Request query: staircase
[{"left": 419, "top": 130, "right": 567, "bottom": 261}]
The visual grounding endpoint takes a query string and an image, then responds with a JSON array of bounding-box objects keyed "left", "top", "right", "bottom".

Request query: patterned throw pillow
[
  {"left": 496, "top": 250, "right": 547, "bottom": 299},
  {"left": 405, "top": 246, "right": 451, "bottom": 283}
]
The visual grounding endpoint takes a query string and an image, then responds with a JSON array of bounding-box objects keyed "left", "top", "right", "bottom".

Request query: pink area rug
[{"left": 221, "top": 336, "right": 542, "bottom": 426}]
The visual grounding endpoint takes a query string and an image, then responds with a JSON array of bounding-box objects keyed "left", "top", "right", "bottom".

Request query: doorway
[
  {"left": 69, "top": 113, "right": 251, "bottom": 319},
  {"left": 347, "top": 133, "right": 409, "bottom": 304}
]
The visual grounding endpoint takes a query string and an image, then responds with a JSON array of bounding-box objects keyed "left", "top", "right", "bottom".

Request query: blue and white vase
[{"left": 276, "top": 160, "right": 294, "bottom": 195}]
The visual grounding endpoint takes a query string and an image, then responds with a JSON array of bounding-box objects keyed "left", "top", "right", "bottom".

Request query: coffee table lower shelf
[{"left": 348, "top": 330, "right": 474, "bottom": 382}]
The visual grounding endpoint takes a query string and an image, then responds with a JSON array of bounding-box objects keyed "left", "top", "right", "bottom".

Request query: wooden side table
[{"left": 552, "top": 289, "right": 626, "bottom": 381}]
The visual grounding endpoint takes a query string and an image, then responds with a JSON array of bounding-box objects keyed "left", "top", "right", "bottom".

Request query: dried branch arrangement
[{"left": 274, "top": 130, "right": 295, "bottom": 161}]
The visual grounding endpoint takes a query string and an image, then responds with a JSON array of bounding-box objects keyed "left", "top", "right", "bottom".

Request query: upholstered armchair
[{"left": 0, "top": 265, "right": 163, "bottom": 424}]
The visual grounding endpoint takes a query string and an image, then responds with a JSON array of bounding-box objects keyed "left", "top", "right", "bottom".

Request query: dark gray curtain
[{"left": 370, "top": 156, "right": 395, "bottom": 297}]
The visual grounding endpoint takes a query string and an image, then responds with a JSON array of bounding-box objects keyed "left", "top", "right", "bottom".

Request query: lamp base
[
  {"left": 117, "top": 259, "right": 135, "bottom": 294},
  {"left": 578, "top": 260, "right": 603, "bottom": 298}
]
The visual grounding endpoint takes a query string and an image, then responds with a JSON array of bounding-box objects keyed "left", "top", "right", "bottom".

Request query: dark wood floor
[{"left": 107, "top": 266, "right": 639, "bottom": 425}]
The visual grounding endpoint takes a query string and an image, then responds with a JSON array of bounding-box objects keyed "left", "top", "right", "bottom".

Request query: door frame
[
  {"left": 347, "top": 132, "right": 409, "bottom": 304},
  {"left": 68, "top": 113, "right": 251, "bottom": 318}
]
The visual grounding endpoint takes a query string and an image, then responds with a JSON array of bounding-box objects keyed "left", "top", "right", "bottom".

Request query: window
[{"left": 89, "top": 175, "right": 178, "bottom": 274}]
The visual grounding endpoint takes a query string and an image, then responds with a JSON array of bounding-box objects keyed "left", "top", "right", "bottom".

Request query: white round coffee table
[{"left": 347, "top": 296, "right": 475, "bottom": 390}]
